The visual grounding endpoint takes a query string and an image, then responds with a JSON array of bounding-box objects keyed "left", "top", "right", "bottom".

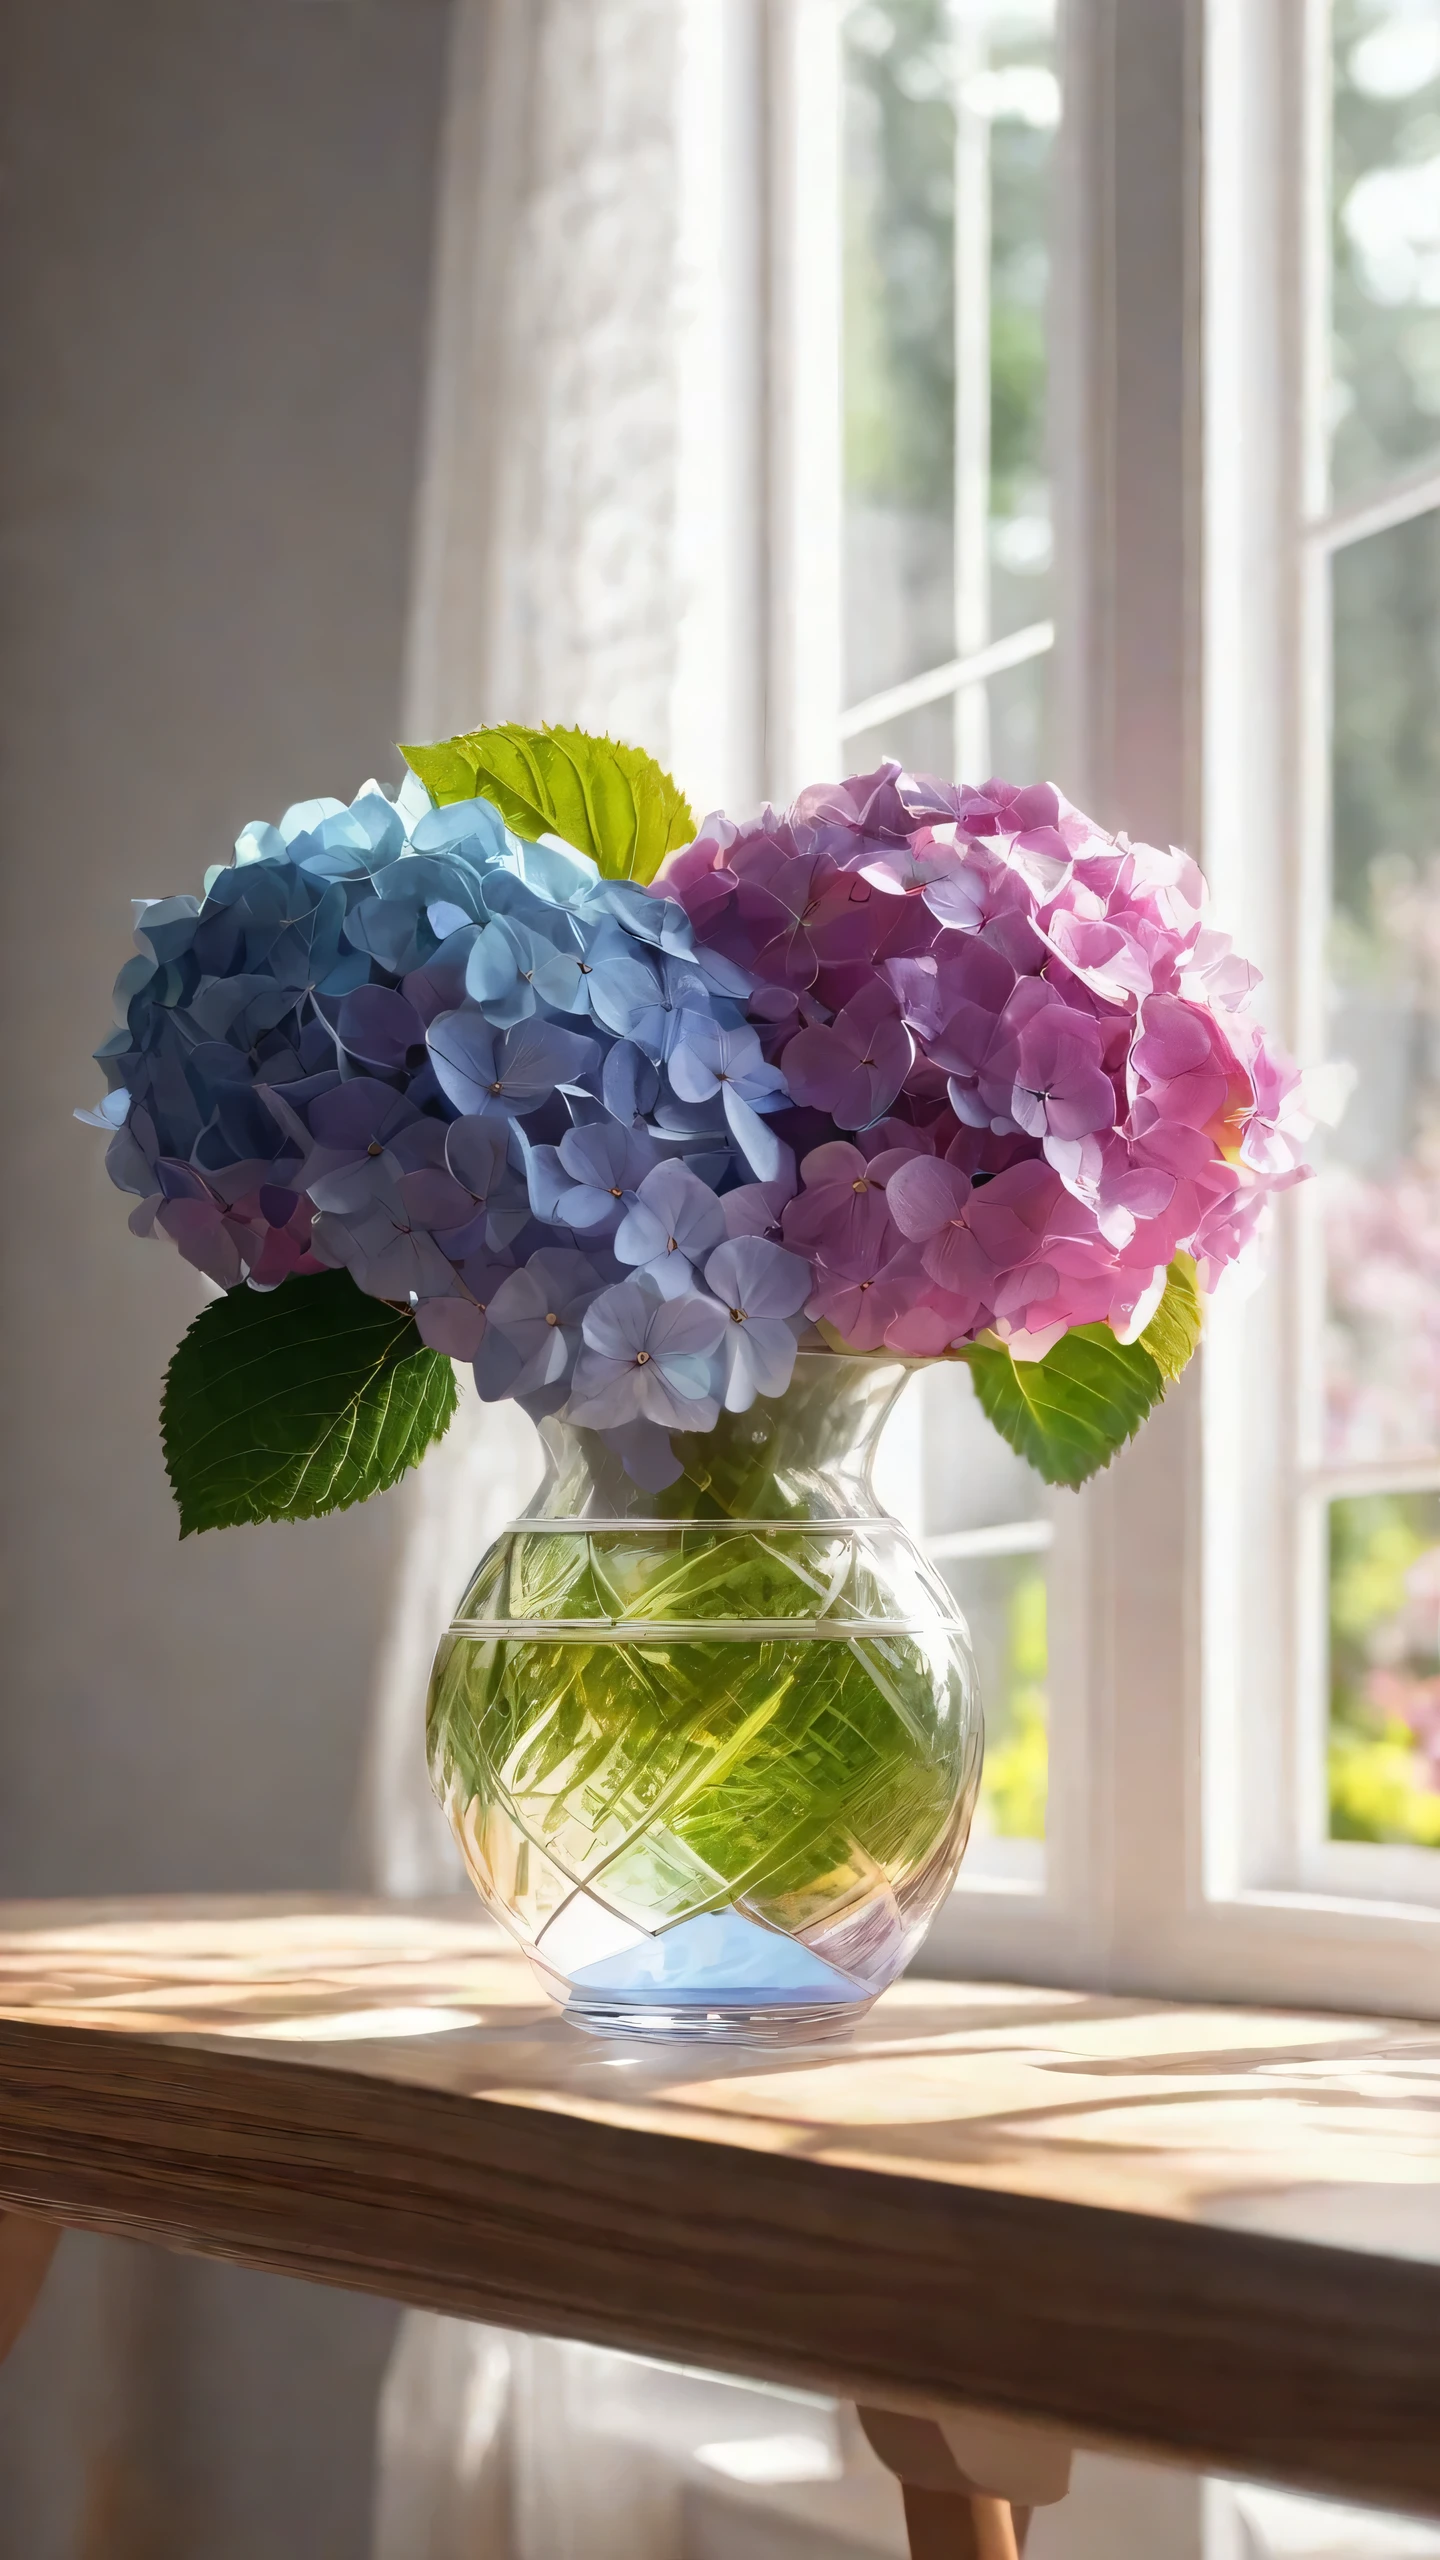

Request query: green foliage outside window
[
  {"left": 844, "top": 0, "right": 956, "bottom": 518},
  {"left": 979, "top": 1564, "right": 1048, "bottom": 1840},
  {"left": 1329, "top": 1492, "right": 1440, "bottom": 1845},
  {"left": 843, "top": 2, "right": 1052, "bottom": 514},
  {"left": 842, "top": 0, "right": 1055, "bottom": 609},
  {"left": 1330, "top": 0, "right": 1440, "bottom": 502}
]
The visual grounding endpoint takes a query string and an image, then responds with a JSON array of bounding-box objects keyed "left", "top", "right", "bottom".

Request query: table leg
[
  {"left": 858, "top": 2405, "right": 1068, "bottom": 2560},
  {"left": 901, "top": 2482, "right": 1033, "bottom": 2559},
  {"left": 0, "top": 2213, "right": 59, "bottom": 2366}
]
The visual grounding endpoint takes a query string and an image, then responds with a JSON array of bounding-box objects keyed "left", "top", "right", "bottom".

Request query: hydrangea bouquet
[
  {"left": 82, "top": 725, "right": 1316, "bottom": 2031},
  {"left": 81, "top": 726, "right": 1308, "bottom": 1532}
]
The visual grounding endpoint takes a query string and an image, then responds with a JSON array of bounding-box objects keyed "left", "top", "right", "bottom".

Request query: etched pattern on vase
[{"left": 427, "top": 1360, "right": 983, "bottom": 2044}]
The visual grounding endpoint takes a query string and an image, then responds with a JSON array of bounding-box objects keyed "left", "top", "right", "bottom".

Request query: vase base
[{"left": 559, "top": 1989, "right": 876, "bottom": 2047}]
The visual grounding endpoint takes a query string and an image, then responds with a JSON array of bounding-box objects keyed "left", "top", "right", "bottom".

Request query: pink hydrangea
[{"left": 656, "top": 762, "right": 1310, "bottom": 1359}]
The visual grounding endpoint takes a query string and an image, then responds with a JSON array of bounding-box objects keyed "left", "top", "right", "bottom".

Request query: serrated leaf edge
[
  {"left": 401, "top": 722, "right": 695, "bottom": 879},
  {"left": 162, "top": 1281, "right": 457, "bottom": 1536},
  {"left": 962, "top": 1328, "right": 1166, "bottom": 1490}
]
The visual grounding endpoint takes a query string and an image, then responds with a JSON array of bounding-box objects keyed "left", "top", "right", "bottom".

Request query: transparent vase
[{"left": 427, "top": 1355, "right": 982, "bottom": 2046}]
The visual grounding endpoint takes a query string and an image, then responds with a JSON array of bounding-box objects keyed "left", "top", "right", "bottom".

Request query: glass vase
[{"left": 427, "top": 1355, "right": 982, "bottom": 2045}]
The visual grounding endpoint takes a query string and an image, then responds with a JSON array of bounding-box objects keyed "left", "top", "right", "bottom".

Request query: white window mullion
[
  {"left": 953, "top": 8, "right": 993, "bottom": 779},
  {"left": 764, "top": 0, "right": 844, "bottom": 801},
  {"left": 671, "top": 0, "right": 771, "bottom": 818},
  {"left": 931, "top": 0, "right": 1208, "bottom": 1996},
  {"left": 1311, "top": 462, "right": 1440, "bottom": 554},
  {"left": 837, "top": 619, "right": 1054, "bottom": 742},
  {"left": 1298, "top": 0, "right": 1333, "bottom": 535},
  {"left": 1084, "top": 0, "right": 1209, "bottom": 1997},
  {"left": 1288, "top": 0, "right": 1332, "bottom": 1941},
  {"left": 1203, "top": 0, "right": 1440, "bottom": 2001},
  {"left": 1202, "top": 0, "right": 1312, "bottom": 1921}
]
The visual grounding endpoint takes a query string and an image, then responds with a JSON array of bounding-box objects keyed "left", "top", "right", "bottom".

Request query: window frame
[
  {"left": 1202, "top": 0, "right": 1440, "bottom": 2008},
  {"left": 765, "top": 0, "right": 1440, "bottom": 2021},
  {"left": 765, "top": 0, "right": 1208, "bottom": 1995}
]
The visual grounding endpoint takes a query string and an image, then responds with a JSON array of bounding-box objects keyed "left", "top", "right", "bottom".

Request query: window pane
[
  {"left": 1325, "top": 510, "right": 1440, "bottom": 1462},
  {"left": 916, "top": 1364, "right": 1049, "bottom": 1846},
  {"left": 943, "top": 1546, "right": 1048, "bottom": 1840},
  {"left": 844, "top": 662, "right": 1051, "bottom": 784},
  {"left": 844, "top": 0, "right": 956, "bottom": 705},
  {"left": 1331, "top": 0, "right": 1440, "bottom": 501},
  {"left": 983, "top": 6, "right": 1059, "bottom": 643},
  {"left": 1329, "top": 1490, "right": 1440, "bottom": 1845},
  {"left": 985, "top": 648, "right": 1051, "bottom": 777},
  {"left": 841, "top": 0, "right": 1059, "bottom": 710},
  {"left": 845, "top": 696, "right": 957, "bottom": 779}
]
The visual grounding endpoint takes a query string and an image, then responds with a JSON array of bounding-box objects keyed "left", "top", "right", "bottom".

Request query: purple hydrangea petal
[
  {"left": 443, "top": 1116, "right": 506, "bottom": 1197},
  {"left": 464, "top": 918, "right": 532, "bottom": 1015},
  {"left": 704, "top": 1235, "right": 812, "bottom": 1321},
  {"left": 570, "top": 1280, "right": 724, "bottom": 1430},
  {"left": 614, "top": 1162, "right": 727, "bottom": 1272},
  {"left": 426, "top": 1012, "right": 499, "bottom": 1115},
  {"left": 721, "top": 1084, "right": 790, "bottom": 1185},
  {"left": 400, "top": 1166, "right": 475, "bottom": 1230},
  {"left": 410, "top": 795, "right": 512, "bottom": 861},
  {"left": 580, "top": 1281, "right": 656, "bottom": 1363},
  {"left": 718, "top": 1316, "right": 801, "bottom": 1411},
  {"left": 648, "top": 1289, "right": 729, "bottom": 1362},
  {"left": 598, "top": 1418, "right": 684, "bottom": 1490},
  {"left": 602, "top": 1040, "right": 660, "bottom": 1122},
  {"left": 335, "top": 985, "right": 429, "bottom": 1072},
  {"left": 637, "top": 1352, "right": 719, "bottom": 1429},
  {"left": 721, "top": 1178, "right": 794, "bottom": 1241},
  {"left": 558, "top": 1120, "right": 657, "bottom": 1198},
  {"left": 415, "top": 1297, "right": 489, "bottom": 1359}
]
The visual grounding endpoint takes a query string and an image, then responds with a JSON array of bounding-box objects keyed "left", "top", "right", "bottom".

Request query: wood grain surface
[{"left": 0, "top": 1896, "right": 1437, "bottom": 2512}]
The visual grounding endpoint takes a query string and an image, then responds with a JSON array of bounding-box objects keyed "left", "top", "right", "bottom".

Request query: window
[
  {"left": 839, "top": 0, "right": 1059, "bottom": 781},
  {"left": 768, "top": 0, "right": 1440, "bottom": 2014},
  {"left": 1316, "top": 3, "right": 1440, "bottom": 1875},
  {"left": 836, "top": 0, "right": 1063, "bottom": 1880},
  {"left": 1205, "top": 0, "right": 1440, "bottom": 2011},
  {"left": 773, "top": 0, "right": 1164, "bottom": 1979}
]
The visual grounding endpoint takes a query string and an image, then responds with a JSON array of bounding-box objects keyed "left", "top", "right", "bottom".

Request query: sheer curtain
[
  {"left": 370, "top": 1, "right": 767, "bottom": 2544},
  {"left": 364, "top": 0, "right": 735, "bottom": 1896}
]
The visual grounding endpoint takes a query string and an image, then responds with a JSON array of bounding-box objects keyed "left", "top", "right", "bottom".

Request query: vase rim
[
  {"left": 788, "top": 1347, "right": 926, "bottom": 1368},
  {"left": 495, "top": 1512, "right": 895, "bottom": 1533},
  {"left": 525, "top": 1346, "right": 920, "bottom": 1521}
]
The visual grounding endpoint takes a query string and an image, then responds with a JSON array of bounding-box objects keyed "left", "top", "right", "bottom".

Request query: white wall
[{"left": 0, "top": 2, "right": 451, "bottom": 2550}]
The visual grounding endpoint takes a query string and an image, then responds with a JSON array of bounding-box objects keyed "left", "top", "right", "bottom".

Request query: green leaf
[
  {"left": 1140, "top": 1252, "right": 1203, "bottom": 1382},
  {"left": 161, "top": 1270, "right": 458, "bottom": 1535},
  {"left": 399, "top": 738, "right": 479, "bottom": 809},
  {"left": 399, "top": 722, "right": 696, "bottom": 883},
  {"left": 963, "top": 1327, "right": 1166, "bottom": 1490},
  {"left": 961, "top": 1260, "right": 1205, "bottom": 1489}
]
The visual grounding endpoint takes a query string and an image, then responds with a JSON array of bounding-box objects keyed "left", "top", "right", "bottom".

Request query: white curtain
[
  {"left": 363, "top": 0, "right": 724, "bottom": 1897},
  {"left": 405, "top": 0, "right": 695, "bottom": 750},
  {"left": 369, "top": 1, "right": 766, "bottom": 2543},
  {"left": 373, "top": 2323, "right": 910, "bottom": 2560}
]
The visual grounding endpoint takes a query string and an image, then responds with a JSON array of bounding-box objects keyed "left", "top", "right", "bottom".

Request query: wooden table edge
[{"left": 0, "top": 2010, "right": 1436, "bottom": 2516}]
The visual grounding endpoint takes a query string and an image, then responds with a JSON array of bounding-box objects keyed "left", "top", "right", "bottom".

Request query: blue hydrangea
[{"left": 80, "top": 772, "right": 813, "bottom": 1482}]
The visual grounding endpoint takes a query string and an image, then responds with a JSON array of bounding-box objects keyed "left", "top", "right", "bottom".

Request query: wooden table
[{"left": 0, "top": 1896, "right": 1437, "bottom": 2550}]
